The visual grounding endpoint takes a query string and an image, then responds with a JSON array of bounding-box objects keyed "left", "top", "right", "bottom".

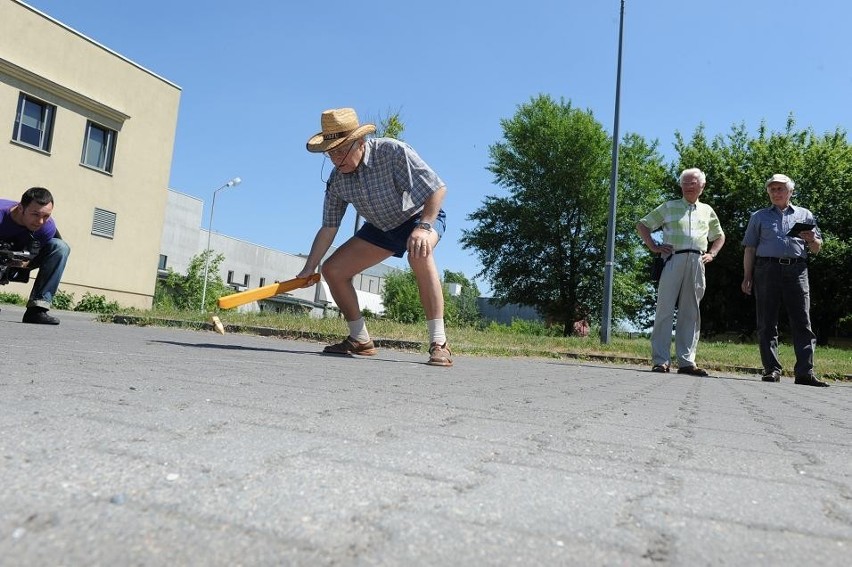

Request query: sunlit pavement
[{"left": 1, "top": 305, "right": 850, "bottom": 566}]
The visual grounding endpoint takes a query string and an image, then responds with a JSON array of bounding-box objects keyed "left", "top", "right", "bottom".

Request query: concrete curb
[{"left": 105, "top": 314, "right": 851, "bottom": 381}]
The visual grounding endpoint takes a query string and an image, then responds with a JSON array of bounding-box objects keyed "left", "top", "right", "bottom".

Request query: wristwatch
[{"left": 414, "top": 222, "right": 432, "bottom": 232}]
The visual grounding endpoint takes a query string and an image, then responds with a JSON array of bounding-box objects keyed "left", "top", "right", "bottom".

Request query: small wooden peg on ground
[{"left": 210, "top": 315, "right": 225, "bottom": 335}]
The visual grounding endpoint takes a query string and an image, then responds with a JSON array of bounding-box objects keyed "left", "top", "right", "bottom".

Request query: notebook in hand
[{"left": 786, "top": 222, "right": 815, "bottom": 237}]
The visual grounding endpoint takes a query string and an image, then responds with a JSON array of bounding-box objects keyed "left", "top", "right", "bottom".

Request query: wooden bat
[{"left": 217, "top": 273, "right": 321, "bottom": 310}]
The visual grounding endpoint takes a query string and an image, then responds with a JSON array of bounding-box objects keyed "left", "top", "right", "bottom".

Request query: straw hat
[{"left": 306, "top": 108, "right": 376, "bottom": 153}]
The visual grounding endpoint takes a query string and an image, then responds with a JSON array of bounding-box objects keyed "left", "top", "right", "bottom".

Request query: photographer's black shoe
[{"left": 22, "top": 308, "right": 60, "bottom": 325}]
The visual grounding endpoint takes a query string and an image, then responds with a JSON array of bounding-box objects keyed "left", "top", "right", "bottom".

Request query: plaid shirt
[
  {"left": 639, "top": 198, "right": 724, "bottom": 252},
  {"left": 322, "top": 138, "right": 445, "bottom": 231}
]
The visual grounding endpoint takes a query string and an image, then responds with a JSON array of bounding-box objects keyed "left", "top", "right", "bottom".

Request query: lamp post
[
  {"left": 601, "top": 0, "right": 625, "bottom": 343},
  {"left": 200, "top": 177, "right": 241, "bottom": 311}
]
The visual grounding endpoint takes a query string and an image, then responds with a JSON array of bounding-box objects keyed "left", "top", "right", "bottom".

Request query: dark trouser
[
  {"left": 754, "top": 259, "right": 816, "bottom": 377},
  {"left": 26, "top": 238, "right": 71, "bottom": 309}
]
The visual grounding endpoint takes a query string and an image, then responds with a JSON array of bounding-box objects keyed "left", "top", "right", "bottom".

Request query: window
[
  {"left": 227, "top": 271, "right": 234, "bottom": 284},
  {"left": 242, "top": 274, "right": 250, "bottom": 287},
  {"left": 91, "top": 207, "right": 117, "bottom": 239},
  {"left": 12, "top": 93, "right": 55, "bottom": 152},
  {"left": 81, "top": 121, "right": 116, "bottom": 173},
  {"left": 259, "top": 277, "right": 266, "bottom": 287},
  {"left": 158, "top": 255, "right": 168, "bottom": 270}
]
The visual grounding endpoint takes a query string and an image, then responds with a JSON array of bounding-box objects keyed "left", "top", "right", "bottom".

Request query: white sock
[
  {"left": 347, "top": 317, "right": 370, "bottom": 343},
  {"left": 427, "top": 319, "right": 446, "bottom": 345}
]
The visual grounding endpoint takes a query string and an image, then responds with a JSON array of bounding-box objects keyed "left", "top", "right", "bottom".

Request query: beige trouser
[{"left": 651, "top": 252, "right": 706, "bottom": 368}]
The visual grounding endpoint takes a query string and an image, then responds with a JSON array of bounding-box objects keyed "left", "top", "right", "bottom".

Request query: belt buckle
[{"left": 779, "top": 257, "right": 792, "bottom": 265}]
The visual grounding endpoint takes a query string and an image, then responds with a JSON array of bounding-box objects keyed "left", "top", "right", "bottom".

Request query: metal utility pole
[{"left": 600, "top": 0, "right": 625, "bottom": 343}]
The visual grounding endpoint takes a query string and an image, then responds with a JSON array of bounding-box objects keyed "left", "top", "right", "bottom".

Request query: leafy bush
[
  {"left": 156, "top": 250, "right": 229, "bottom": 311},
  {"left": 382, "top": 270, "right": 423, "bottom": 324},
  {"left": 382, "top": 268, "right": 484, "bottom": 327},
  {"left": 52, "top": 289, "right": 75, "bottom": 310},
  {"left": 74, "top": 292, "right": 120, "bottom": 313},
  {"left": 0, "top": 292, "right": 26, "bottom": 305}
]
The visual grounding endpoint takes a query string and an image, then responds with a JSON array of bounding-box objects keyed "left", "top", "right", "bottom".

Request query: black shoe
[
  {"left": 677, "top": 365, "right": 709, "bottom": 377},
  {"left": 761, "top": 370, "right": 781, "bottom": 382},
  {"left": 794, "top": 375, "right": 829, "bottom": 387},
  {"left": 22, "top": 308, "right": 60, "bottom": 325}
]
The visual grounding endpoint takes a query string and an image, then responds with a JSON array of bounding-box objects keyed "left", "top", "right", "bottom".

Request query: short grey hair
[{"left": 679, "top": 168, "right": 706, "bottom": 186}]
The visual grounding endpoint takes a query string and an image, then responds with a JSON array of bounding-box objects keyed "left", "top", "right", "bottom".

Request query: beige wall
[{"left": 0, "top": 0, "right": 180, "bottom": 308}]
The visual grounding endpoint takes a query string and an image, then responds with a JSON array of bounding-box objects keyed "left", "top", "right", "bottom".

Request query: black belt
[
  {"left": 757, "top": 256, "right": 806, "bottom": 265},
  {"left": 675, "top": 249, "right": 703, "bottom": 255}
]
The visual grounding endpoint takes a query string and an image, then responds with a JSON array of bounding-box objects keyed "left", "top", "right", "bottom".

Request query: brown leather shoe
[
  {"left": 322, "top": 337, "right": 377, "bottom": 356},
  {"left": 677, "top": 365, "right": 708, "bottom": 377},
  {"left": 427, "top": 342, "right": 453, "bottom": 367}
]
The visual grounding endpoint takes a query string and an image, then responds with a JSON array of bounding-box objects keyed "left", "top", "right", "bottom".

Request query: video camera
[{"left": 0, "top": 241, "right": 33, "bottom": 285}]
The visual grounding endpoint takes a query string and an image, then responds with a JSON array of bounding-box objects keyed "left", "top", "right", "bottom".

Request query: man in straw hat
[
  {"left": 741, "top": 173, "right": 827, "bottom": 387},
  {"left": 296, "top": 108, "right": 452, "bottom": 366}
]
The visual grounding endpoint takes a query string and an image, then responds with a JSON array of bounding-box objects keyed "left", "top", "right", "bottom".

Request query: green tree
[
  {"left": 156, "top": 250, "right": 229, "bottom": 311},
  {"left": 462, "top": 94, "right": 667, "bottom": 335},
  {"left": 443, "top": 269, "right": 482, "bottom": 327},
  {"left": 673, "top": 117, "right": 852, "bottom": 342},
  {"left": 376, "top": 108, "right": 405, "bottom": 140},
  {"left": 614, "top": 133, "right": 671, "bottom": 329}
]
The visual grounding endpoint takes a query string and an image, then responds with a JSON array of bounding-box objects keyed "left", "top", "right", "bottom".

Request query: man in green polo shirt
[{"left": 637, "top": 168, "right": 726, "bottom": 376}]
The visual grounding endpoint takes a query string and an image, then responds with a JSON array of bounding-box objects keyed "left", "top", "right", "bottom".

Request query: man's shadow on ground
[{"left": 148, "top": 340, "right": 429, "bottom": 366}]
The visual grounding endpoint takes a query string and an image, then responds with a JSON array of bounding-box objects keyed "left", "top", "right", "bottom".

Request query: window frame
[
  {"left": 12, "top": 93, "right": 56, "bottom": 152},
  {"left": 81, "top": 120, "right": 117, "bottom": 173}
]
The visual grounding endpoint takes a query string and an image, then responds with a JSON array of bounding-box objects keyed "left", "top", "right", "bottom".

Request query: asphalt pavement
[{"left": 1, "top": 304, "right": 850, "bottom": 566}]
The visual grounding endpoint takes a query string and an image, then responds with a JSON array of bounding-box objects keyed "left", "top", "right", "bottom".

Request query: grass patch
[{"left": 102, "top": 308, "right": 851, "bottom": 381}]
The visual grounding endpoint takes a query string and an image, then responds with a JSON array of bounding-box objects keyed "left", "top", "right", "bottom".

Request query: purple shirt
[{"left": 0, "top": 198, "right": 58, "bottom": 250}]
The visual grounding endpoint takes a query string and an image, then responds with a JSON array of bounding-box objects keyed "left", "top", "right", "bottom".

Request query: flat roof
[{"left": 14, "top": 0, "right": 181, "bottom": 91}]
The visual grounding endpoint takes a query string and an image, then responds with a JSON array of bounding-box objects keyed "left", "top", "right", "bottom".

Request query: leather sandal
[
  {"left": 322, "top": 337, "right": 377, "bottom": 356},
  {"left": 427, "top": 342, "right": 453, "bottom": 367}
]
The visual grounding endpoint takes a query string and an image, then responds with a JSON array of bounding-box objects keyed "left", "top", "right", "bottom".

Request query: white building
[{"left": 159, "top": 190, "right": 393, "bottom": 316}]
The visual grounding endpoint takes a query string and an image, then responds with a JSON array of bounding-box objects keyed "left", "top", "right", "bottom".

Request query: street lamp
[
  {"left": 200, "top": 176, "right": 241, "bottom": 311},
  {"left": 601, "top": 0, "right": 625, "bottom": 343}
]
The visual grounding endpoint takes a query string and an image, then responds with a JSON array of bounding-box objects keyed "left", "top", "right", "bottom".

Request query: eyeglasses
[{"left": 325, "top": 140, "right": 359, "bottom": 159}]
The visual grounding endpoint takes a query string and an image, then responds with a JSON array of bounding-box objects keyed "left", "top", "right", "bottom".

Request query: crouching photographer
[{"left": 0, "top": 187, "right": 70, "bottom": 325}]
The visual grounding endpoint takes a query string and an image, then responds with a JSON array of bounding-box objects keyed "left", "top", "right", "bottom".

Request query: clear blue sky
[{"left": 22, "top": 0, "right": 852, "bottom": 294}]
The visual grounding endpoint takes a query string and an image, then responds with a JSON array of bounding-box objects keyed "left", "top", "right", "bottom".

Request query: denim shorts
[{"left": 356, "top": 210, "right": 446, "bottom": 258}]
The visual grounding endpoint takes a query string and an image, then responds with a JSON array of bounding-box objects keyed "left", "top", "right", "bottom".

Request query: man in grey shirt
[{"left": 741, "top": 174, "right": 827, "bottom": 387}]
